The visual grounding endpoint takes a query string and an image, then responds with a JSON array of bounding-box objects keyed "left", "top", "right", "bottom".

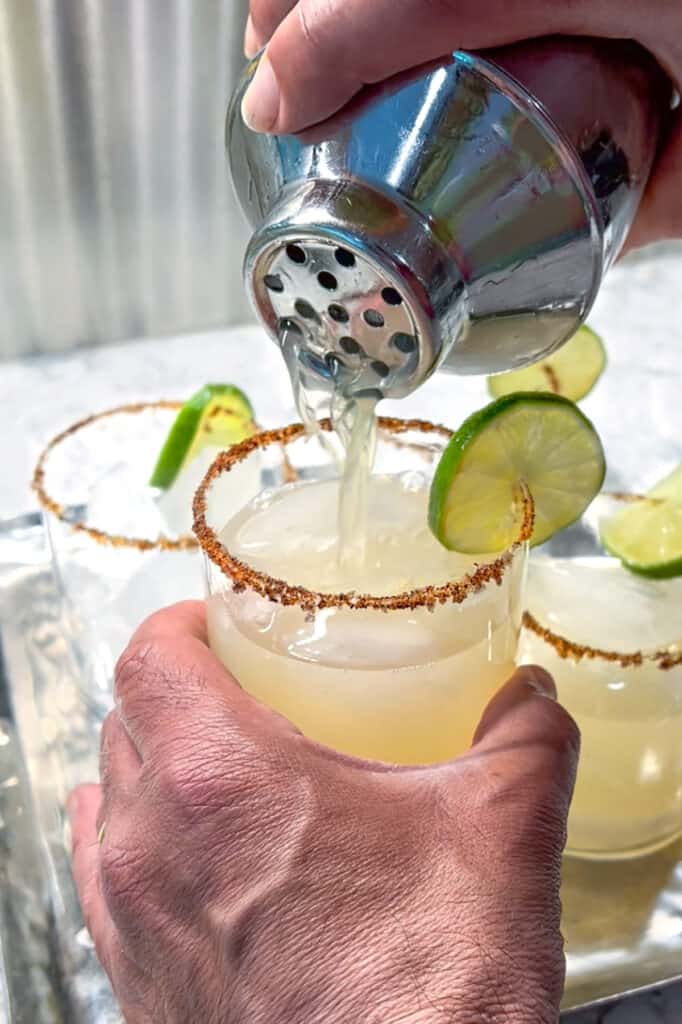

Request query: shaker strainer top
[
  {"left": 228, "top": 46, "right": 666, "bottom": 389},
  {"left": 249, "top": 235, "right": 428, "bottom": 400}
]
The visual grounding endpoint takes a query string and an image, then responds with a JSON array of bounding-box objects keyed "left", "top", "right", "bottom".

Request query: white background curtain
[{"left": 0, "top": 0, "right": 253, "bottom": 359}]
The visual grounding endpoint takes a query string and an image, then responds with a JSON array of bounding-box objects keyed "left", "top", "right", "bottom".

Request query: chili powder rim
[
  {"left": 523, "top": 489, "right": 681, "bottom": 670},
  {"left": 32, "top": 401, "right": 199, "bottom": 552},
  {"left": 192, "top": 417, "right": 535, "bottom": 614}
]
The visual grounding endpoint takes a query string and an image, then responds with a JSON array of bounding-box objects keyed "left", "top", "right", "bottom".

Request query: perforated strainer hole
[
  {"left": 335, "top": 248, "right": 356, "bottom": 268},
  {"left": 371, "top": 360, "right": 390, "bottom": 378},
  {"left": 317, "top": 271, "right": 338, "bottom": 291},
  {"left": 277, "top": 317, "right": 303, "bottom": 337},
  {"left": 364, "top": 309, "right": 385, "bottom": 328},
  {"left": 286, "top": 243, "right": 306, "bottom": 264},
  {"left": 328, "top": 304, "right": 349, "bottom": 324},
  {"left": 340, "top": 336, "right": 362, "bottom": 356},
  {"left": 294, "top": 299, "right": 320, "bottom": 323},
  {"left": 264, "top": 274, "right": 284, "bottom": 293},
  {"left": 381, "top": 287, "right": 402, "bottom": 306},
  {"left": 391, "top": 332, "right": 417, "bottom": 354}
]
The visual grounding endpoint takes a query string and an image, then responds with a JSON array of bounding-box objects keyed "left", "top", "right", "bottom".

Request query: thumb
[
  {"left": 239, "top": 0, "right": 624, "bottom": 135},
  {"left": 240, "top": 0, "right": 508, "bottom": 134},
  {"left": 471, "top": 665, "right": 581, "bottom": 821}
]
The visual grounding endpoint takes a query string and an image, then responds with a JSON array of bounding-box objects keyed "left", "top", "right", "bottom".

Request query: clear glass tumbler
[
  {"left": 519, "top": 495, "right": 682, "bottom": 860},
  {"left": 33, "top": 402, "right": 205, "bottom": 716},
  {"left": 194, "top": 418, "right": 532, "bottom": 765}
]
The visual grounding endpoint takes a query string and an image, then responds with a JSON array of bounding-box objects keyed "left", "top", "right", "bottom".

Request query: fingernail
[
  {"left": 244, "top": 15, "right": 259, "bottom": 59},
  {"left": 242, "top": 54, "right": 280, "bottom": 133},
  {"left": 523, "top": 665, "right": 557, "bottom": 700}
]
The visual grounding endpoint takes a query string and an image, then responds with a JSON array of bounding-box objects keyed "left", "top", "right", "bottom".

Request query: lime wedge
[
  {"left": 487, "top": 326, "right": 606, "bottom": 402},
  {"left": 649, "top": 463, "right": 682, "bottom": 502},
  {"left": 428, "top": 392, "right": 606, "bottom": 553},
  {"left": 600, "top": 463, "right": 682, "bottom": 578},
  {"left": 150, "top": 384, "right": 255, "bottom": 490}
]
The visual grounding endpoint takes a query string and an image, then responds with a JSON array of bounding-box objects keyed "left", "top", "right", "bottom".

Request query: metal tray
[
  {"left": 0, "top": 715, "right": 64, "bottom": 1024},
  {"left": 1, "top": 517, "right": 681, "bottom": 1020},
  {"left": 0, "top": 519, "right": 121, "bottom": 1024}
]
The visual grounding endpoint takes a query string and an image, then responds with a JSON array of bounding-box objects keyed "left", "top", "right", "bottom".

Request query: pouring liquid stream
[{"left": 280, "top": 327, "right": 378, "bottom": 571}]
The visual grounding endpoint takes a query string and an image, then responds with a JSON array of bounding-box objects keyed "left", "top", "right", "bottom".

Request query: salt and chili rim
[
  {"left": 192, "top": 417, "right": 535, "bottom": 615},
  {"left": 32, "top": 401, "right": 199, "bottom": 551}
]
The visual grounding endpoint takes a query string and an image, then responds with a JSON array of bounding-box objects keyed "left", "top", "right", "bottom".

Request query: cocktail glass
[
  {"left": 193, "top": 418, "right": 533, "bottom": 765},
  {"left": 519, "top": 494, "right": 682, "bottom": 860},
  {"left": 33, "top": 402, "right": 209, "bottom": 717}
]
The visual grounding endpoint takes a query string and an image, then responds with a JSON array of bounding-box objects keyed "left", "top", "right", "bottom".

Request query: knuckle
[
  {"left": 100, "top": 837, "right": 153, "bottom": 917},
  {"left": 296, "top": 0, "right": 317, "bottom": 49},
  {"left": 114, "top": 640, "right": 160, "bottom": 704},
  {"left": 269, "top": 0, "right": 366, "bottom": 103},
  {"left": 151, "top": 743, "right": 230, "bottom": 821},
  {"left": 464, "top": 759, "right": 571, "bottom": 863},
  {"left": 115, "top": 637, "right": 207, "bottom": 717},
  {"left": 294, "top": 0, "right": 340, "bottom": 57},
  {"left": 149, "top": 727, "right": 290, "bottom": 831}
]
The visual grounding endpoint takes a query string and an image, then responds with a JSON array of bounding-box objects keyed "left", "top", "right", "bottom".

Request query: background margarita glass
[
  {"left": 520, "top": 494, "right": 682, "bottom": 860},
  {"left": 32, "top": 402, "right": 225, "bottom": 716},
  {"left": 193, "top": 418, "right": 532, "bottom": 765}
]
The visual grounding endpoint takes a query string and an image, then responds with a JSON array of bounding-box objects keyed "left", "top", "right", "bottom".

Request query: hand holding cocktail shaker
[{"left": 227, "top": 37, "right": 672, "bottom": 396}]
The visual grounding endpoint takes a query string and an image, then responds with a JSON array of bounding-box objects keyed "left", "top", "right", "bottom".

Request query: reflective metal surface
[
  {"left": 562, "top": 840, "right": 682, "bottom": 1013},
  {"left": 0, "top": 715, "right": 64, "bottom": 1022},
  {"left": 228, "top": 39, "right": 668, "bottom": 389},
  {"left": 0, "top": 523, "right": 120, "bottom": 1022},
  {"left": 2, "top": 517, "right": 682, "bottom": 1019},
  {"left": 260, "top": 232, "right": 432, "bottom": 401},
  {"left": 0, "top": 0, "right": 252, "bottom": 361}
]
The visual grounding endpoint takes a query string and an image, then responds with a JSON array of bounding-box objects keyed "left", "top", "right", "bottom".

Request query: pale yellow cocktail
[
  {"left": 519, "top": 555, "right": 682, "bottom": 859},
  {"left": 194, "top": 421, "right": 530, "bottom": 765}
]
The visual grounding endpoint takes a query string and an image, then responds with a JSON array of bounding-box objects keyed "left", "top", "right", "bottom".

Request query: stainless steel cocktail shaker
[{"left": 227, "top": 38, "right": 671, "bottom": 398}]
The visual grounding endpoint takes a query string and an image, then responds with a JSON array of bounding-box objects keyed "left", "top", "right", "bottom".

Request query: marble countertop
[
  {"left": 3, "top": 246, "right": 682, "bottom": 520},
  {"left": 2, "top": 247, "right": 682, "bottom": 1020}
]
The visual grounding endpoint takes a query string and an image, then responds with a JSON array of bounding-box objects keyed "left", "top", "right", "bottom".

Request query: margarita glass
[
  {"left": 33, "top": 402, "right": 210, "bottom": 715},
  {"left": 194, "top": 419, "right": 532, "bottom": 765},
  {"left": 520, "top": 495, "right": 682, "bottom": 860}
]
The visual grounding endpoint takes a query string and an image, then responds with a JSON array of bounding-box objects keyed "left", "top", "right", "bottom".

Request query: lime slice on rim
[
  {"left": 487, "top": 326, "right": 606, "bottom": 402},
  {"left": 428, "top": 392, "right": 606, "bottom": 553},
  {"left": 150, "top": 384, "right": 255, "bottom": 490},
  {"left": 600, "top": 463, "right": 682, "bottom": 579}
]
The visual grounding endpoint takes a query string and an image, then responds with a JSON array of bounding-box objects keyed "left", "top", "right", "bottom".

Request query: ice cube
[
  {"left": 86, "top": 462, "right": 164, "bottom": 541},
  {"left": 157, "top": 447, "right": 220, "bottom": 537},
  {"left": 527, "top": 556, "right": 682, "bottom": 652},
  {"left": 287, "top": 606, "right": 439, "bottom": 669},
  {"left": 224, "top": 477, "right": 339, "bottom": 574}
]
